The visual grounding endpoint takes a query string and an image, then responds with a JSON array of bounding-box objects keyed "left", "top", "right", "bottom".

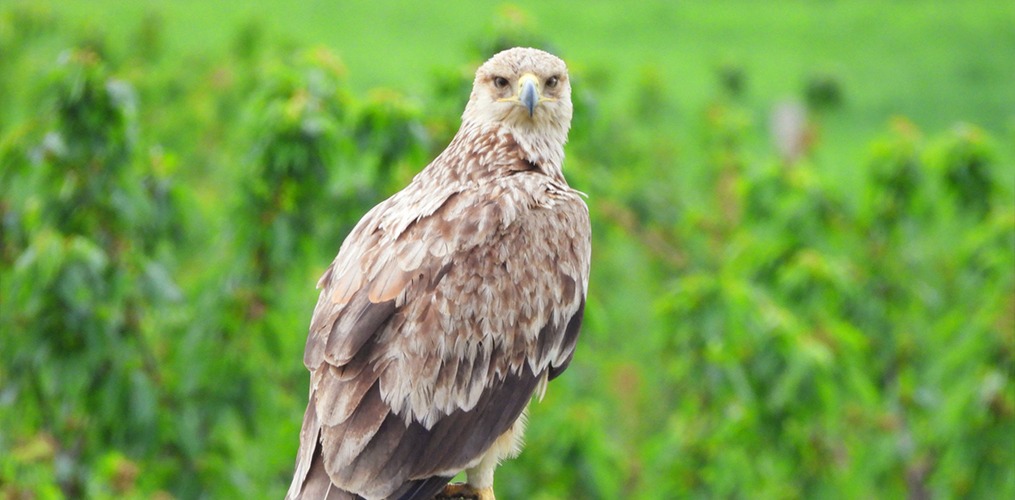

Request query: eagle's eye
[
  {"left": 546, "top": 76, "right": 559, "bottom": 88},
  {"left": 493, "top": 76, "right": 509, "bottom": 89}
]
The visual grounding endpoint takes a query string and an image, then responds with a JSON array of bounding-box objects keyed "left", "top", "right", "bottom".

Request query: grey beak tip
[{"left": 520, "top": 81, "right": 538, "bottom": 117}]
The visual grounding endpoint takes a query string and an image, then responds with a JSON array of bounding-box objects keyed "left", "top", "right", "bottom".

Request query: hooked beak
[{"left": 518, "top": 73, "right": 540, "bottom": 117}]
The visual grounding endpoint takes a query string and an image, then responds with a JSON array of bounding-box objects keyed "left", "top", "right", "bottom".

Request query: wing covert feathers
[{"left": 289, "top": 136, "right": 590, "bottom": 498}]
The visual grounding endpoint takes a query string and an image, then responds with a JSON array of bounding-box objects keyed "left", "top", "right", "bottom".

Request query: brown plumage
[{"left": 287, "top": 47, "right": 590, "bottom": 500}]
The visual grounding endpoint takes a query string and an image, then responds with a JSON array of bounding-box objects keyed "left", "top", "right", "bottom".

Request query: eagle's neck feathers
[{"left": 423, "top": 120, "right": 567, "bottom": 186}]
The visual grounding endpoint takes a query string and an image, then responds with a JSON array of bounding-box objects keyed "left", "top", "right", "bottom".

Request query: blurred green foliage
[{"left": 1, "top": 2, "right": 1013, "bottom": 499}]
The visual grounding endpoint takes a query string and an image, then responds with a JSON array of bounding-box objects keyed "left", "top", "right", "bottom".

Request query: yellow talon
[{"left": 435, "top": 483, "right": 495, "bottom": 500}]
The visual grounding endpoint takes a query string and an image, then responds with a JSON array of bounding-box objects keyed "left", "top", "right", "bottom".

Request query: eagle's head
[{"left": 462, "top": 47, "right": 573, "bottom": 150}]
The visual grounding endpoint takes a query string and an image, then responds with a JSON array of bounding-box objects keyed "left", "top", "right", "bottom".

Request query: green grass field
[
  {"left": 14, "top": 1, "right": 1015, "bottom": 123},
  {"left": 2, "top": 1, "right": 1013, "bottom": 498},
  {"left": 10, "top": 0, "right": 1014, "bottom": 187}
]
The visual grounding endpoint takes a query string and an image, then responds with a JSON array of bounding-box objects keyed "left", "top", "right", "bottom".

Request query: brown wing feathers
[
  {"left": 549, "top": 297, "right": 585, "bottom": 381},
  {"left": 291, "top": 196, "right": 586, "bottom": 498}
]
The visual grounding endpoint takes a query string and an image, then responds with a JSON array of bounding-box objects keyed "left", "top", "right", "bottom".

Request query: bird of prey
[{"left": 286, "top": 47, "right": 590, "bottom": 500}]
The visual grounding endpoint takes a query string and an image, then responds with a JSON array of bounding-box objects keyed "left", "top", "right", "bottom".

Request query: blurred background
[{"left": 1, "top": 1, "right": 1012, "bottom": 498}]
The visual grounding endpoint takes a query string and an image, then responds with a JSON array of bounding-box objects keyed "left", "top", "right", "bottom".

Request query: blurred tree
[
  {"left": 240, "top": 45, "right": 351, "bottom": 296},
  {"left": 866, "top": 117, "right": 927, "bottom": 230},
  {"left": 926, "top": 123, "right": 999, "bottom": 219},
  {"left": 804, "top": 69, "right": 844, "bottom": 113},
  {"left": 716, "top": 60, "right": 747, "bottom": 99},
  {"left": 700, "top": 85, "right": 751, "bottom": 234},
  {"left": 353, "top": 89, "right": 430, "bottom": 192},
  {"left": 1, "top": 46, "right": 183, "bottom": 497}
]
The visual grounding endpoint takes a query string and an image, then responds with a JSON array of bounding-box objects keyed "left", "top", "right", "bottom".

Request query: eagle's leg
[
  {"left": 434, "top": 483, "right": 494, "bottom": 500},
  {"left": 435, "top": 408, "right": 529, "bottom": 500}
]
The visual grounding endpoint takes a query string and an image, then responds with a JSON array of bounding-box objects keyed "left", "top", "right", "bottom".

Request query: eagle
[{"left": 286, "top": 47, "right": 590, "bottom": 500}]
